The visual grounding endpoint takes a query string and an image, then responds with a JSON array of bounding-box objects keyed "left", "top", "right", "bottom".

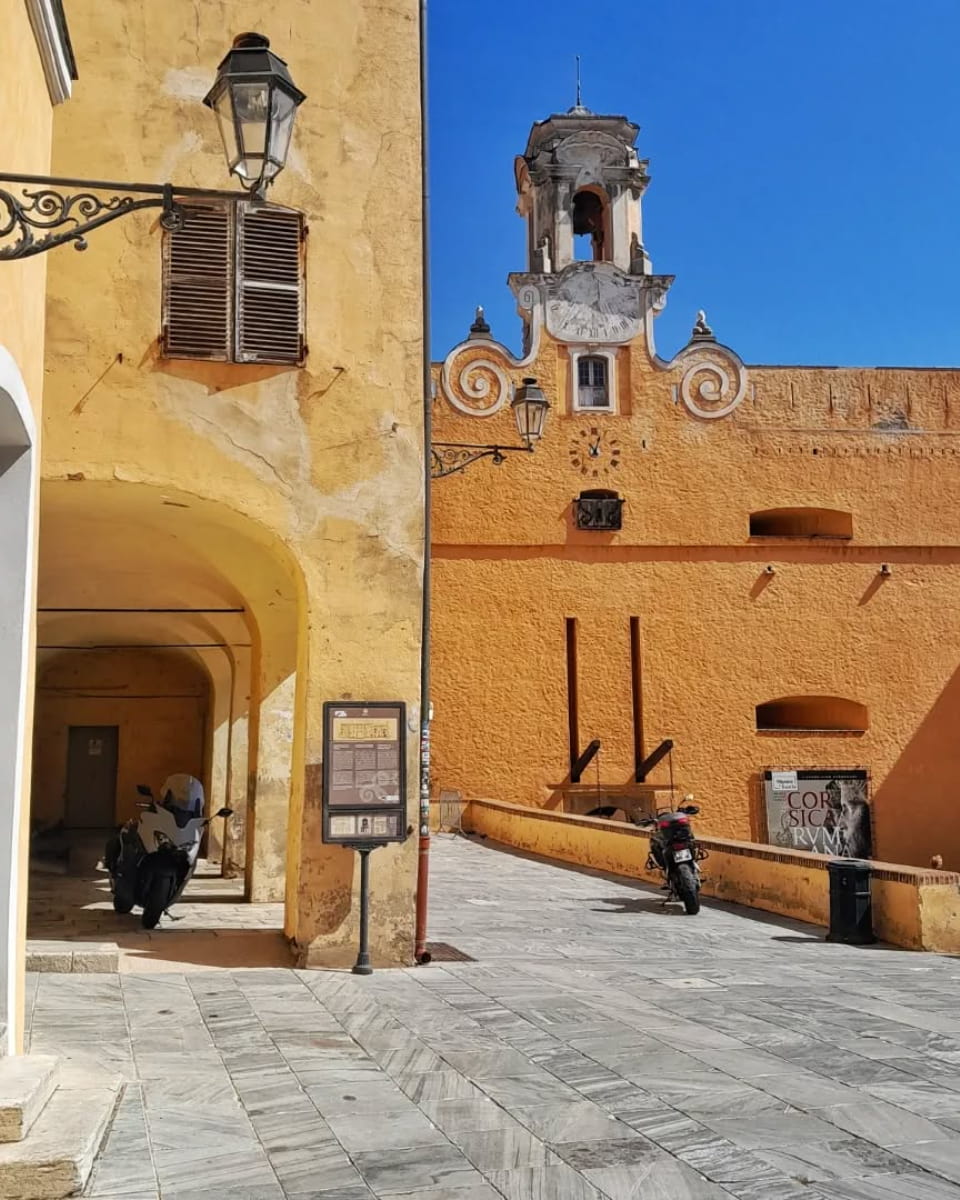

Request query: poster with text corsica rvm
[{"left": 763, "top": 770, "right": 872, "bottom": 858}]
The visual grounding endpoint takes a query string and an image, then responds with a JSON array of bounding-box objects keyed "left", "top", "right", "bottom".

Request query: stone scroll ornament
[
  {"left": 439, "top": 291, "right": 541, "bottom": 418},
  {"left": 440, "top": 349, "right": 511, "bottom": 417},
  {"left": 670, "top": 310, "right": 748, "bottom": 420}
]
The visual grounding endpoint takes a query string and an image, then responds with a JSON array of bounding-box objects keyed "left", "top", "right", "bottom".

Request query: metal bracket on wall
[
  {"left": 430, "top": 441, "right": 533, "bottom": 479},
  {"left": 0, "top": 174, "right": 247, "bottom": 260}
]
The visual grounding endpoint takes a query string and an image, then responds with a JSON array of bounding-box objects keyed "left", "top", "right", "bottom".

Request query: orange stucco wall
[
  {"left": 432, "top": 324, "right": 960, "bottom": 873},
  {"left": 464, "top": 798, "right": 960, "bottom": 953}
]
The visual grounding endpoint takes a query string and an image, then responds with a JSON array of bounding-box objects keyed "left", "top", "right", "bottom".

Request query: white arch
[{"left": 0, "top": 343, "right": 37, "bottom": 1056}]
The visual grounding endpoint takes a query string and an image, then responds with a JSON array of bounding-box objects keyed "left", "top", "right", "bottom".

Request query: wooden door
[{"left": 64, "top": 726, "right": 119, "bottom": 828}]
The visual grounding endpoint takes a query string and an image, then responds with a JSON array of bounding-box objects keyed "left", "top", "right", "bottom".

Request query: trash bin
[{"left": 826, "top": 859, "right": 875, "bottom": 945}]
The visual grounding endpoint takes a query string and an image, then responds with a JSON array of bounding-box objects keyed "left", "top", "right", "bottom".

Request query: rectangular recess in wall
[
  {"left": 630, "top": 616, "right": 644, "bottom": 779},
  {"left": 565, "top": 618, "right": 579, "bottom": 777}
]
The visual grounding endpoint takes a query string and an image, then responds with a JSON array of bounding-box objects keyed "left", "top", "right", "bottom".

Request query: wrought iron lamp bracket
[
  {"left": 0, "top": 174, "right": 249, "bottom": 260},
  {"left": 430, "top": 441, "right": 533, "bottom": 480}
]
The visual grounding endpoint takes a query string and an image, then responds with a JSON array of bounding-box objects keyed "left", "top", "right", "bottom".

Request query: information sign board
[{"left": 322, "top": 701, "right": 407, "bottom": 845}]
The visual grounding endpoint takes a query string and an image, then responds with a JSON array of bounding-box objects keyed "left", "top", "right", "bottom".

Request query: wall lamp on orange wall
[
  {"left": 0, "top": 33, "right": 304, "bottom": 260},
  {"left": 431, "top": 378, "right": 551, "bottom": 480}
]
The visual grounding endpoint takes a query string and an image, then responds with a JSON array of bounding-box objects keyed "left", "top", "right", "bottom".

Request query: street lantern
[
  {"left": 0, "top": 31, "right": 307, "bottom": 261},
  {"left": 431, "top": 374, "right": 553, "bottom": 479},
  {"left": 203, "top": 33, "right": 306, "bottom": 198},
  {"left": 512, "top": 377, "right": 551, "bottom": 444}
]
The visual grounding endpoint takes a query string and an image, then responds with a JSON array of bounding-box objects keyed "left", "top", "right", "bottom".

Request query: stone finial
[
  {"left": 468, "top": 305, "right": 491, "bottom": 340},
  {"left": 691, "top": 309, "right": 715, "bottom": 342}
]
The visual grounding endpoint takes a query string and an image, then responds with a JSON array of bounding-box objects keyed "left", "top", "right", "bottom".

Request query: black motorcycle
[{"left": 637, "top": 802, "right": 707, "bottom": 915}]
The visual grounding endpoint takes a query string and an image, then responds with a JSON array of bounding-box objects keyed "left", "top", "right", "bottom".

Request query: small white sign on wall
[{"left": 770, "top": 770, "right": 798, "bottom": 793}]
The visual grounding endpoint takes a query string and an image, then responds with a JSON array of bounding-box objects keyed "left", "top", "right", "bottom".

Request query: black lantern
[
  {"left": 512, "top": 377, "right": 551, "bottom": 445},
  {"left": 203, "top": 33, "right": 306, "bottom": 197}
]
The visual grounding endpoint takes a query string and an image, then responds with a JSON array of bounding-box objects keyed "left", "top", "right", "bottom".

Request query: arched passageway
[{"left": 28, "top": 479, "right": 304, "bottom": 957}]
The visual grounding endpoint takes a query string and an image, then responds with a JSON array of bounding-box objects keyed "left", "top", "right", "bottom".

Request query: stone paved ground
[
  {"left": 29, "top": 859, "right": 290, "bottom": 971},
  {"left": 25, "top": 834, "right": 960, "bottom": 1199}
]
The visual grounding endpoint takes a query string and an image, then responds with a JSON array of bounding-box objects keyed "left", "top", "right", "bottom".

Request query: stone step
[
  {"left": 0, "top": 1057, "right": 59, "bottom": 1143},
  {"left": 26, "top": 942, "right": 119, "bottom": 973},
  {"left": 0, "top": 1085, "right": 117, "bottom": 1199}
]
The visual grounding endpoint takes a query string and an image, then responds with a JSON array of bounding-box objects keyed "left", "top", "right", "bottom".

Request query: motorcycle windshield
[{"left": 160, "top": 774, "right": 205, "bottom": 820}]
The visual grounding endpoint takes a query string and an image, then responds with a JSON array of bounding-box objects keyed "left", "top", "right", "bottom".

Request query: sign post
[
  {"left": 322, "top": 701, "right": 408, "bottom": 975},
  {"left": 352, "top": 847, "right": 374, "bottom": 975}
]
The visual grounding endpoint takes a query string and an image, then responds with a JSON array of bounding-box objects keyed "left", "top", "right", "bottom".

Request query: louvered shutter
[
  {"left": 236, "top": 205, "right": 304, "bottom": 364},
  {"left": 162, "top": 204, "right": 233, "bottom": 361}
]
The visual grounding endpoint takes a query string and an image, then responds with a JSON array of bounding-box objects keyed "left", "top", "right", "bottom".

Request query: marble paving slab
[{"left": 19, "top": 837, "right": 960, "bottom": 1200}]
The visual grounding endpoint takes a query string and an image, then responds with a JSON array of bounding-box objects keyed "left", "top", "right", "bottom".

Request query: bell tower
[
  {"left": 509, "top": 104, "right": 673, "bottom": 356},
  {"left": 514, "top": 105, "right": 652, "bottom": 276}
]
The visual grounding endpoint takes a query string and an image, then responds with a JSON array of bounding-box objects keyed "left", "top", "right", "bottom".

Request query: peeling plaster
[
  {"left": 159, "top": 378, "right": 312, "bottom": 511},
  {"left": 162, "top": 67, "right": 209, "bottom": 102}
]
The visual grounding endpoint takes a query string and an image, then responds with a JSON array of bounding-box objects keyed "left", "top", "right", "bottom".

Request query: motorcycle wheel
[
  {"left": 141, "top": 873, "right": 174, "bottom": 929},
  {"left": 675, "top": 863, "right": 700, "bottom": 915}
]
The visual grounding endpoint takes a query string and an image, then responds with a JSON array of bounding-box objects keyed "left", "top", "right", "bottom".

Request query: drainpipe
[{"left": 414, "top": 0, "right": 432, "bottom": 965}]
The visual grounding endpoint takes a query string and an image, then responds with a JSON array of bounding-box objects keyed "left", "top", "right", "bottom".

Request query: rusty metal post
[{"left": 413, "top": 0, "right": 432, "bottom": 966}]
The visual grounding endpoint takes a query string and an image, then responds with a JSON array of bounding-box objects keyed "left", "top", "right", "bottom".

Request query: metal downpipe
[{"left": 414, "top": 0, "right": 432, "bottom": 965}]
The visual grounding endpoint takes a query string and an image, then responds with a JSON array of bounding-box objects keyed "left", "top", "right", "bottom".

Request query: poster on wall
[
  {"left": 763, "top": 769, "right": 872, "bottom": 858},
  {"left": 322, "top": 701, "right": 407, "bottom": 845}
]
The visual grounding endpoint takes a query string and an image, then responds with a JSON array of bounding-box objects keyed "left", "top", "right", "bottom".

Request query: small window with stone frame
[{"left": 577, "top": 356, "right": 609, "bottom": 409}]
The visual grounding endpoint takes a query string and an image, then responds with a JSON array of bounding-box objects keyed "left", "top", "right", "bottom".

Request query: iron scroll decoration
[
  {"left": 430, "top": 442, "right": 534, "bottom": 479},
  {"left": 0, "top": 176, "right": 252, "bottom": 261}
]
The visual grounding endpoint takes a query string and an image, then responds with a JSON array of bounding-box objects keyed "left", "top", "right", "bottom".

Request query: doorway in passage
[{"left": 65, "top": 725, "right": 119, "bottom": 829}]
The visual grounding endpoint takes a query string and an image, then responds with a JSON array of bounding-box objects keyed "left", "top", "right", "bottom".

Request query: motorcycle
[
  {"left": 104, "top": 774, "right": 232, "bottom": 929},
  {"left": 637, "top": 798, "right": 707, "bottom": 915}
]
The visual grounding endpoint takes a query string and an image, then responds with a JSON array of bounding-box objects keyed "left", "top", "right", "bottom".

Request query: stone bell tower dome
[
  {"left": 509, "top": 105, "right": 673, "bottom": 354},
  {"left": 515, "top": 106, "right": 652, "bottom": 276}
]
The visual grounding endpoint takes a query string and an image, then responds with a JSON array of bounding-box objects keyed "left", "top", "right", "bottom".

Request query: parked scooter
[
  {"left": 637, "top": 798, "right": 707, "bottom": 915},
  {"left": 104, "top": 774, "right": 232, "bottom": 929}
]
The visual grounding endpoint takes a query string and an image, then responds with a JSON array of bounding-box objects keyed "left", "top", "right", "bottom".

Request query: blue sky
[{"left": 428, "top": 0, "right": 960, "bottom": 367}]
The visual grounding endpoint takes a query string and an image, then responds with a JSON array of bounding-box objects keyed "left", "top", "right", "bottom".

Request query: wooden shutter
[
  {"left": 235, "top": 205, "right": 304, "bottom": 364},
  {"left": 161, "top": 204, "right": 233, "bottom": 361}
]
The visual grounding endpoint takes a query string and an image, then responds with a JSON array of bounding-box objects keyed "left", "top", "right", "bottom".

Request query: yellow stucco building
[
  {"left": 0, "top": 0, "right": 427, "bottom": 1023},
  {"left": 0, "top": 0, "right": 77, "bottom": 1056},
  {"left": 431, "top": 104, "right": 960, "bottom": 876}
]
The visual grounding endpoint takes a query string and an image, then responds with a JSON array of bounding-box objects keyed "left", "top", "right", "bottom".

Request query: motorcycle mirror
[
  {"left": 216, "top": 807, "right": 233, "bottom": 818},
  {"left": 136, "top": 785, "right": 152, "bottom": 797},
  {"left": 681, "top": 804, "right": 700, "bottom": 815}
]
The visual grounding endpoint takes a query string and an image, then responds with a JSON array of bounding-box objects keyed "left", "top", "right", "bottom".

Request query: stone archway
[{"left": 31, "top": 479, "right": 306, "bottom": 957}]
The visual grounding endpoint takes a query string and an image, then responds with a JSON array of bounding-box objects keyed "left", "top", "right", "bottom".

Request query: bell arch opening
[{"left": 572, "top": 187, "right": 610, "bottom": 262}]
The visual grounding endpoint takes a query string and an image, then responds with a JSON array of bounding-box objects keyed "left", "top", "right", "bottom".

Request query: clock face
[
  {"left": 568, "top": 426, "right": 622, "bottom": 478},
  {"left": 546, "top": 267, "right": 642, "bottom": 344}
]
